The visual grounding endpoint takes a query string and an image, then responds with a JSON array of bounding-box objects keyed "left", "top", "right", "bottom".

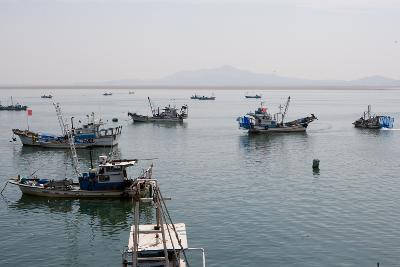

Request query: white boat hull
[
  {"left": 129, "top": 113, "right": 184, "bottom": 123},
  {"left": 16, "top": 135, "right": 90, "bottom": 148},
  {"left": 15, "top": 131, "right": 118, "bottom": 148},
  {"left": 92, "top": 135, "right": 119, "bottom": 146}
]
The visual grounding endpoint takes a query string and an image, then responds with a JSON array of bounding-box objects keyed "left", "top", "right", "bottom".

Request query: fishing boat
[
  {"left": 353, "top": 105, "right": 394, "bottom": 129},
  {"left": 191, "top": 93, "right": 215, "bottom": 100},
  {"left": 8, "top": 111, "right": 155, "bottom": 198},
  {"left": 8, "top": 157, "right": 155, "bottom": 199},
  {"left": 245, "top": 94, "right": 262, "bottom": 99},
  {"left": 128, "top": 97, "right": 188, "bottom": 123},
  {"left": 104, "top": 92, "right": 113, "bottom": 96},
  {"left": 13, "top": 108, "right": 122, "bottom": 148},
  {"left": 237, "top": 96, "right": 317, "bottom": 133},
  {"left": 0, "top": 97, "right": 27, "bottom": 111},
  {"left": 121, "top": 177, "right": 205, "bottom": 267},
  {"left": 198, "top": 95, "right": 215, "bottom": 100},
  {"left": 41, "top": 94, "right": 53, "bottom": 99},
  {"left": 129, "top": 91, "right": 135, "bottom": 95}
]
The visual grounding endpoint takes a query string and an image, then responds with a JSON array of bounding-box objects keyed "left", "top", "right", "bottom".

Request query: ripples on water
[{"left": 1, "top": 89, "right": 400, "bottom": 266}]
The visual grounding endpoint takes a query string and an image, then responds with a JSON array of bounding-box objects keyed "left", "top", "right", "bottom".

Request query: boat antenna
[
  {"left": 53, "top": 102, "right": 67, "bottom": 136},
  {"left": 71, "top": 117, "right": 75, "bottom": 129},
  {"left": 29, "top": 168, "right": 40, "bottom": 178},
  {"left": 281, "top": 96, "right": 291, "bottom": 124},
  {"left": 157, "top": 187, "right": 191, "bottom": 266},
  {"left": 89, "top": 149, "right": 93, "bottom": 169}
]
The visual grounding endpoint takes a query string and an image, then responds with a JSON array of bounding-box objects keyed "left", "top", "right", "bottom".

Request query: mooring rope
[{"left": 156, "top": 187, "right": 190, "bottom": 267}]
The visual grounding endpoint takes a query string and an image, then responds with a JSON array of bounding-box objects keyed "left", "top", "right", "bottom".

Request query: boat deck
[{"left": 128, "top": 223, "right": 188, "bottom": 251}]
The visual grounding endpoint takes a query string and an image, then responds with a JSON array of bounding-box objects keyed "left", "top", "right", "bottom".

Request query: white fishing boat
[
  {"left": 237, "top": 96, "right": 317, "bottom": 133},
  {"left": 128, "top": 97, "right": 188, "bottom": 123},
  {"left": 121, "top": 178, "right": 205, "bottom": 267},
  {"left": 13, "top": 107, "right": 122, "bottom": 148}
]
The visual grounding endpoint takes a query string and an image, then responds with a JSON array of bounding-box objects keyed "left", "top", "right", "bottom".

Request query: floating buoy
[
  {"left": 112, "top": 118, "right": 118, "bottom": 122},
  {"left": 312, "top": 159, "right": 320, "bottom": 169}
]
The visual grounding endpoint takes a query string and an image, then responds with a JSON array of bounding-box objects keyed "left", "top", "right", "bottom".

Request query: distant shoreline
[{"left": 1, "top": 85, "right": 399, "bottom": 90}]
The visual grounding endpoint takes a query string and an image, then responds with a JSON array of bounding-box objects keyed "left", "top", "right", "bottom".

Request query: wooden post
[
  {"left": 132, "top": 201, "right": 139, "bottom": 267},
  {"left": 157, "top": 200, "right": 169, "bottom": 267}
]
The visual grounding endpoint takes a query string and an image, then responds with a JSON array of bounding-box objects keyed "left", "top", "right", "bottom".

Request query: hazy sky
[{"left": 0, "top": 0, "right": 399, "bottom": 84}]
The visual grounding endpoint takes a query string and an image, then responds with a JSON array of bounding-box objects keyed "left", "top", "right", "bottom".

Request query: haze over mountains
[{"left": 103, "top": 65, "right": 400, "bottom": 87}]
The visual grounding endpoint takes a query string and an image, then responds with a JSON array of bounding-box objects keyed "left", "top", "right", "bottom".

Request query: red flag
[{"left": 27, "top": 109, "right": 32, "bottom": 116}]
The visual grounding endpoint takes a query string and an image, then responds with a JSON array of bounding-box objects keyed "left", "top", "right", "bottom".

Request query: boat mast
[
  {"left": 148, "top": 97, "right": 156, "bottom": 116},
  {"left": 281, "top": 96, "right": 291, "bottom": 124},
  {"left": 54, "top": 103, "right": 67, "bottom": 136},
  {"left": 367, "top": 104, "right": 371, "bottom": 119},
  {"left": 53, "top": 103, "right": 81, "bottom": 177}
]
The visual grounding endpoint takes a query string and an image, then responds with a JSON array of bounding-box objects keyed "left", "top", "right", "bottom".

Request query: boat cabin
[{"left": 79, "top": 156, "right": 137, "bottom": 191}]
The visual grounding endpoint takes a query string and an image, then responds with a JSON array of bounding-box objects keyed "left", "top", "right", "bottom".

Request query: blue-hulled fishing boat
[
  {"left": 8, "top": 156, "right": 155, "bottom": 198},
  {"left": 353, "top": 105, "right": 394, "bottom": 129},
  {"left": 237, "top": 96, "right": 317, "bottom": 133}
]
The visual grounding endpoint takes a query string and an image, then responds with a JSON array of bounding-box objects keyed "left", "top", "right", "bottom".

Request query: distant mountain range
[
  {"left": 102, "top": 65, "right": 400, "bottom": 87},
  {"left": 1, "top": 65, "right": 399, "bottom": 88}
]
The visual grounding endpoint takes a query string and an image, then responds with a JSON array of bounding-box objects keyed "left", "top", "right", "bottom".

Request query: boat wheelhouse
[{"left": 72, "top": 113, "right": 122, "bottom": 146}]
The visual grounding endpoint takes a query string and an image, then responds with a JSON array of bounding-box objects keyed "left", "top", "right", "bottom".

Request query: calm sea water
[{"left": 1, "top": 88, "right": 400, "bottom": 267}]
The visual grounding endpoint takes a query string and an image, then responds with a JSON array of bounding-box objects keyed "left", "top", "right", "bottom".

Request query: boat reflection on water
[
  {"left": 17, "top": 146, "right": 122, "bottom": 168},
  {"left": 9, "top": 195, "right": 154, "bottom": 233},
  {"left": 238, "top": 132, "right": 308, "bottom": 152},
  {"left": 9, "top": 194, "right": 75, "bottom": 213},
  {"left": 19, "top": 145, "right": 121, "bottom": 157},
  {"left": 128, "top": 120, "right": 188, "bottom": 129}
]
